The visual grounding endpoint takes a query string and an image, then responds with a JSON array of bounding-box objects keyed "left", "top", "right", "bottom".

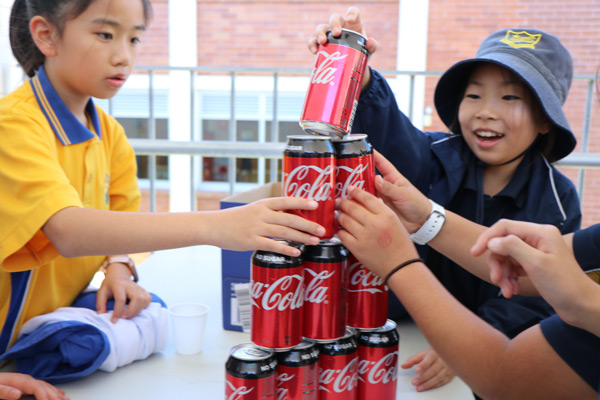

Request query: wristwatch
[
  {"left": 99, "top": 256, "right": 139, "bottom": 282},
  {"left": 410, "top": 200, "right": 446, "bottom": 245}
]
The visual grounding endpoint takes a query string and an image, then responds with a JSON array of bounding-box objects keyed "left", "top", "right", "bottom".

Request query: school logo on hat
[{"left": 500, "top": 30, "right": 542, "bottom": 49}]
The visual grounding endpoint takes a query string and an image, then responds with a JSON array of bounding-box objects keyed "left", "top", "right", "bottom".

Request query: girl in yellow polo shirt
[{"left": 0, "top": 1, "right": 324, "bottom": 398}]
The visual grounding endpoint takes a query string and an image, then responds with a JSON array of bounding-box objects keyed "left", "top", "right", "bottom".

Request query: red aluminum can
[
  {"left": 251, "top": 244, "right": 304, "bottom": 351},
  {"left": 317, "top": 328, "right": 359, "bottom": 399},
  {"left": 303, "top": 238, "right": 348, "bottom": 342},
  {"left": 332, "top": 133, "right": 376, "bottom": 199},
  {"left": 282, "top": 135, "right": 336, "bottom": 239},
  {"left": 346, "top": 253, "right": 388, "bottom": 329},
  {"left": 225, "top": 343, "right": 277, "bottom": 400},
  {"left": 356, "top": 320, "right": 399, "bottom": 400},
  {"left": 300, "top": 29, "right": 369, "bottom": 137},
  {"left": 276, "top": 339, "right": 320, "bottom": 400}
]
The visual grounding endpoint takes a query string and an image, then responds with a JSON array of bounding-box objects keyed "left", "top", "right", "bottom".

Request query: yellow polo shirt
[{"left": 0, "top": 66, "right": 140, "bottom": 352}]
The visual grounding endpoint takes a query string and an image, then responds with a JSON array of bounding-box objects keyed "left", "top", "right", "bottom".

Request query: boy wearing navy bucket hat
[{"left": 309, "top": 8, "right": 580, "bottom": 392}]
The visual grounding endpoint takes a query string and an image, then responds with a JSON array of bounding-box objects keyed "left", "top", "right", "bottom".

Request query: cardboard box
[{"left": 220, "top": 182, "right": 281, "bottom": 332}]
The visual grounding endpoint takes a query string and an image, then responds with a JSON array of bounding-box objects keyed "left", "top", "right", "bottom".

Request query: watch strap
[
  {"left": 410, "top": 200, "right": 446, "bottom": 245},
  {"left": 100, "top": 256, "right": 139, "bottom": 282}
]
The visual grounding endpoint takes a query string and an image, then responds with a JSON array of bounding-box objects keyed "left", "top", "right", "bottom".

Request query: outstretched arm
[
  {"left": 373, "top": 151, "right": 540, "bottom": 294},
  {"left": 42, "top": 197, "right": 325, "bottom": 258},
  {"left": 336, "top": 186, "right": 595, "bottom": 399}
]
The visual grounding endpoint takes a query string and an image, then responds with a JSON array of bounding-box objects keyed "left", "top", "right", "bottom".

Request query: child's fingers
[
  {"left": 346, "top": 186, "right": 384, "bottom": 214},
  {"left": 0, "top": 385, "right": 21, "bottom": 400},
  {"left": 266, "top": 209, "right": 325, "bottom": 239},
  {"left": 264, "top": 197, "right": 318, "bottom": 212},
  {"left": 415, "top": 368, "right": 453, "bottom": 392},
  {"left": 254, "top": 237, "right": 304, "bottom": 258},
  {"left": 336, "top": 209, "right": 364, "bottom": 238},
  {"left": 314, "top": 23, "right": 331, "bottom": 46},
  {"left": 373, "top": 151, "right": 404, "bottom": 182},
  {"left": 95, "top": 288, "right": 108, "bottom": 314},
  {"left": 336, "top": 228, "right": 358, "bottom": 253},
  {"left": 414, "top": 349, "right": 437, "bottom": 373},
  {"left": 413, "top": 354, "right": 454, "bottom": 391},
  {"left": 328, "top": 13, "right": 346, "bottom": 35},
  {"left": 400, "top": 351, "right": 425, "bottom": 369},
  {"left": 336, "top": 197, "right": 370, "bottom": 227},
  {"left": 110, "top": 289, "right": 127, "bottom": 323}
]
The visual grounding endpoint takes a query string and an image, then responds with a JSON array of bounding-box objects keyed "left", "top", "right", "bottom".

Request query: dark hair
[{"left": 9, "top": 0, "right": 153, "bottom": 78}]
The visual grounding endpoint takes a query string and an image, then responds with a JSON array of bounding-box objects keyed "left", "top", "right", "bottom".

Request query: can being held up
[{"left": 300, "top": 29, "right": 369, "bottom": 137}]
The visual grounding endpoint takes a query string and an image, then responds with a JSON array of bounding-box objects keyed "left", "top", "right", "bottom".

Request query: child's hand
[
  {"left": 336, "top": 186, "right": 418, "bottom": 278},
  {"left": 308, "top": 7, "right": 378, "bottom": 55},
  {"left": 401, "top": 348, "right": 455, "bottom": 392},
  {"left": 212, "top": 197, "right": 325, "bottom": 257},
  {"left": 471, "top": 219, "right": 600, "bottom": 333},
  {"left": 307, "top": 7, "right": 377, "bottom": 89},
  {"left": 0, "top": 372, "right": 68, "bottom": 400},
  {"left": 96, "top": 263, "right": 152, "bottom": 323},
  {"left": 373, "top": 151, "right": 431, "bottom": 233}
]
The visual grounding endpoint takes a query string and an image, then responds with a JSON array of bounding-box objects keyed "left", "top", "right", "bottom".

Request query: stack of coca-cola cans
[{"left": 225, "top": 29, "right": 399, "bottom": 400}]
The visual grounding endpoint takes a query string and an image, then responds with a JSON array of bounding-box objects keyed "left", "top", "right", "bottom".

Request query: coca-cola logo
[
  {"left": 319, "top": 357, "right": 359, "bottom": 393},
  {"left": 347, "top": 262, "right": 386, "bottom": 294},
  {"left": 225, "top": 380, "right": 254, "bottom": 400},
  {"left": 276, "top": 373, "right": 295, "bottom": 400},
  {"left": 251, "top": 275, "right": 304, "bottom": 311},
  {"left": 357, "top": 352, "right": 398, "bottom": 385},
  {"left": 283, "top": 165, "right": 333, "bottom": 201},
  {"left": 312, "top": 50, "right": 348, "bottom": 86},
  {"left": 335, "top": 163, "right": 370, "bottom": 198},
  {"left": 304, "top": 268, "right": 335, "bottom": 304}
]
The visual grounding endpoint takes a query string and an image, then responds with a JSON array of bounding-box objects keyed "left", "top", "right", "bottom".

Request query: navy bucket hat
[{"left": 434, "top": 28, "right": 576, "bottom": 161}]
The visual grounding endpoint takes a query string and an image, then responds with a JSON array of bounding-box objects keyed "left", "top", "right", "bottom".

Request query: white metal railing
[{"left": 119, "top": 67, "right": 599, "bottom": 211}]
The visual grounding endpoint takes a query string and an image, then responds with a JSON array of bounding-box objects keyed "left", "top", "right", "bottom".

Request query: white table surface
[{"left": 4, "top": 245, "right": 474, "bottom": 399}]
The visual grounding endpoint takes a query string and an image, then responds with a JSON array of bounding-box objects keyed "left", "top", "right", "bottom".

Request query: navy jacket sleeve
[
  {"left": 352, "top": 68, "right": 433, "bottom": 192},
  {"left": 573, "top": 224, "right": 600, "bottom": 271}
]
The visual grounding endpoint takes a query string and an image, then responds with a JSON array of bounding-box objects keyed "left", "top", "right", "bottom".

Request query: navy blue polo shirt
[{"left": 540, "top": 224, "right": 600, "bottom": 393}]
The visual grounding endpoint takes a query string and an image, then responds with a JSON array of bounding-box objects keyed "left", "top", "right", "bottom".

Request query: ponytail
[{"left": 9, "top": 0, "right": 45, "bottom": 77}]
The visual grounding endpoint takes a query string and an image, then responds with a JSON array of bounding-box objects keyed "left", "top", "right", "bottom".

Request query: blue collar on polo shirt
[{"left": 30, "top": 65, "right": 101, "bottom": 145}]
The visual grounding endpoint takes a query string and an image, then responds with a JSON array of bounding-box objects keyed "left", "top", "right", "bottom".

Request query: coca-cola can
[
  {"left": 318, "top": 328, "right": 359, "bottom": 399},
  {"left": 225, "top": 343, "right": 278, "bottom": 400},
  {"left": 251, "top": 244, "right": 304, "bottom": 351},
  {"left": 276, "top": 339, "right": 320, "bottom": 400},
  {"left": 300, "top": 29, "right": 369, "bottom": 137},
  {"left": 303, "top": 238, "right": 348, "bottom": 342},
  {"left": 346, "top": 253, "right": 388, "bottom": 329},
  {"left": 332, "top": 133, "right": 376, "bottom": 199},
  {"left": 356, "top": 320, "right": 399, "bottom": 400},
  {"left": 282, "top": 135, "right": 336, "bottom": 239}
]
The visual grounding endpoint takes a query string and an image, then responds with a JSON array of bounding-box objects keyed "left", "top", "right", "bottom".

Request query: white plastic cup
[{"left": 169, "top": 302, "right": 209, "bottom": 355}]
